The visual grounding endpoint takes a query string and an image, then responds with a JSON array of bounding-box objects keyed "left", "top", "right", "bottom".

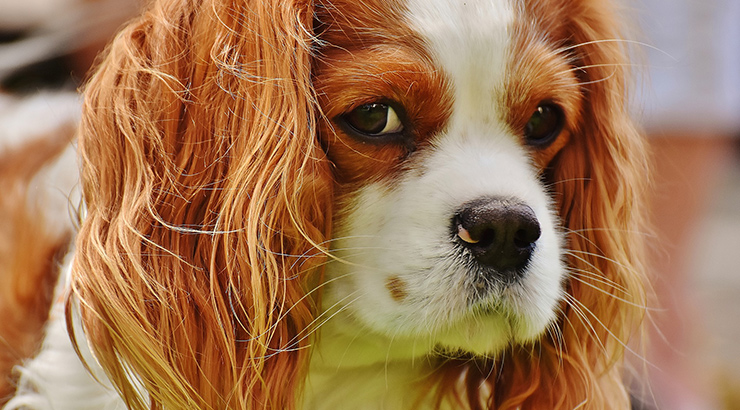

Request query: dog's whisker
[
  {"left": 567, "top": 273, "right": 649, "bottom": 310},
  {"left": 546, "top": 315, "right": 566, "bottom": 371},
  {"left": 558, "top": 38, "right": 673, "bottom": 59},
  {"left": 563, "top": 62, "right": 646, "bottom": 74},
  {"left": 575, "top": 69, "right": 619, "bottom": 87},
  {"left": 288, "top": 291, "right": 365, "bottom": 348},
  {"left": 567, "top": 227, "right": 655, "bottom": 238},
  {"left": 228, "top": 270, "right": 362, "bottom": 344},
  {"left": 562, "top": 294, "right": 609, "bottom": 356},
  {"left": 563, "top": 293, "right": 648, "bottom": 363},
  {"left": 566, "top": 265, "right": 630, "bottom": 292},
  {"left": 565, "top": 249, "right": 631, "bottom": 271}
]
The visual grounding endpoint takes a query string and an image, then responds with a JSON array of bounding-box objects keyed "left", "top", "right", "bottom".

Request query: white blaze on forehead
[{"left": 404, "top": 0, "right": 514, "bottom": 122}]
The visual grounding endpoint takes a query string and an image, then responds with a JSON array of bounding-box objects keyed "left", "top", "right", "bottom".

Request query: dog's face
[{"left": 314, "top": 0, "right": 583, "bottom": 355}]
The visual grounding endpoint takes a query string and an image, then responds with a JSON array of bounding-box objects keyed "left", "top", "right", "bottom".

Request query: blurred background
[
  {"left": 0, "top": 0, "right": 738, "bottom": 409},
  {"left": 632, "top": 1, "right": 740, "bottom": 409}
]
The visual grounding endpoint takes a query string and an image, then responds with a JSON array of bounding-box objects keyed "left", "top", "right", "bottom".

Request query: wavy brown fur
[{"left": 72, "top": 0, "right": 331, "bottom": 408}]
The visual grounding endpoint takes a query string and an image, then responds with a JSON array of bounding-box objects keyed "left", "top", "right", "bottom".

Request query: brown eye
[
  {"left": 524, "top": 103, "right": 564, "bottom": 147},
  {"left": 342, "top": 103, "right": 404, "bottom": 138}
]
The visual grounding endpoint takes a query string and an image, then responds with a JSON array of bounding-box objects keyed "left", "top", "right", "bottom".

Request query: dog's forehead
[
  {"left": 405, "top": 0, "right": 514, "bottom": 64},
  {"left": 404, "top": 0, "right": 514, "bottom": 126}
]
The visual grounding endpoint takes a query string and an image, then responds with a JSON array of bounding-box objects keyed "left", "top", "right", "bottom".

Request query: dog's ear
[
  {"left": 433, "top": 1, "right": 649, "bottom": 408},
  {"left": 547, "top": 0, "right": 649, "bottom": 406},
  {"left": 73, "top": 0, "right": 331, "bottom": 408}
]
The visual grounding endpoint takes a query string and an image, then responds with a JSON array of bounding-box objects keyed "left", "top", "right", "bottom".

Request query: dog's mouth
[
  {"left": 427, "top": 277, "right": 562, "bottom": 356},
  {"left": 470, "top": 300, "right": 505, "bottom": 317}
]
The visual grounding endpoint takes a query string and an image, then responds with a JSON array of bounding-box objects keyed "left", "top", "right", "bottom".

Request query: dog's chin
[
  {"left": 434, "top": 314, "right": 512, "bottom": 357},
  {"left": 434, "top": 307, "right": 553, "bottom": 357}
]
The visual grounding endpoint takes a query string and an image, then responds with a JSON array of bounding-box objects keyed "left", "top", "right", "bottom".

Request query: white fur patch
[
  {"left": 405, "top": 0, "right": 513, "bottom": 123},
  {"left": 4, "top": 259, "right": 127, "bottom": 410}
]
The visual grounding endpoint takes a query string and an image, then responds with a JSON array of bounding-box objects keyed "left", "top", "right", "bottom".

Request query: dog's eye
[
  {"left": 524, "top": 103, "right": 564, "bottom": 147},
  {"left": 343, "top": 103, "right": 404, "bottom": 137}
]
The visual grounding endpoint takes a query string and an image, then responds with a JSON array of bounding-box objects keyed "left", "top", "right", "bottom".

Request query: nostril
[
  {"left": 513, "top": 222, "right": 541, "bottom": 250},
  {"left": 476, "top": 228, "right": 496, "bottom": 248},
  {"left": 513, "top": 231, "right": 534, "bottom": 249}
]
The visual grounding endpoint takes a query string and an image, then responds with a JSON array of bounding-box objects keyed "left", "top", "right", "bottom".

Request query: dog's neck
[{"left": 305, "top": 307, "right": 448, "bottom": 409}]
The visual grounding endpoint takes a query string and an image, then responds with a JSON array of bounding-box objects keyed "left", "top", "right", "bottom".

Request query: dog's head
[{"left": 73, "top": 0, "right": 647, "bottom": 408}]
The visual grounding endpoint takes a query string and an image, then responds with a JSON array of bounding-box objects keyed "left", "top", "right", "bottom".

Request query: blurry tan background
[
  {"left": 633, "top": 1, "right": 740, "bottom": 409},
  {"left": 700, "top": 156, "right": 740, "bottom": 409}
]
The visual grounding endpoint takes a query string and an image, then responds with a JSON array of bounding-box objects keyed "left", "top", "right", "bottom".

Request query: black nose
[{"left": 453, "top": 197, "right": 541, "bottom": 281}]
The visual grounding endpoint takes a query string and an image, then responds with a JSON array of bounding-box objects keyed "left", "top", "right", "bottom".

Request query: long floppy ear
[
  {"left": 542, "top": 0, "right": 649, "bottom": 407},
  {"left": 73, "top": 0, "right": 331, "bottom": 408}
]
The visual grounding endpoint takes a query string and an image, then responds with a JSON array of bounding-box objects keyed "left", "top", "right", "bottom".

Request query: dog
[{"left": 1, "top": 0, "right": 649, "bottom": 408}]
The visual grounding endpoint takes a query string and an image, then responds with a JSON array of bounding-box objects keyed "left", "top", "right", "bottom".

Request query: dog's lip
[{"left": 468, "top": 297, "right": 506, "bottom": 317}]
